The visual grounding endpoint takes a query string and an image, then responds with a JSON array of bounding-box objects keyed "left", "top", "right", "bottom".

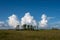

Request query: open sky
[{"left": 0, "top": 0, "right": 60, "bottom": 29}]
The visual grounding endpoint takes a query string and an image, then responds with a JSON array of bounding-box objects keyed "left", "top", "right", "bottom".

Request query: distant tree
[
  {"left": 22, "top": 24, "right": 36, "bottom": 30},
  {"left": 52, "top": 27, "right": 58, "bottom": 30},
  {"left": 16, "top": 25, "right": 20, "bottom": 31},
  {"left": 27, "top": 25, "right": 30, "bottom": 30},
  {"left": 33, "top": 26, "right": 36, "bottom": 30},
  {"left": 30, "top": 25, "right": 33, "bottom": 30},
  {"left": 27, "top": 25, "right": 32, "bottom": 30},
  {"left": 29, "top": 25, "right": 34, "bottom": 30},
  {"left": 22, "top": 24, "right": 27, "bottom": 30}
]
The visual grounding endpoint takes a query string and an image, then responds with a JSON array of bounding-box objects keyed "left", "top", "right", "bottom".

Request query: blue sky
[{"left": 0, "top": 0, "right": 60, "bottom": 28}]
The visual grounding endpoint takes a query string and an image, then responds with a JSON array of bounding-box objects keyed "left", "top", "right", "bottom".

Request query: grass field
[{"left": 0, "top": 30, "right": 60, "bottom": 40}]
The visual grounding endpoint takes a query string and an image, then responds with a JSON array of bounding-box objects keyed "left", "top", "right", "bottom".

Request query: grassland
[{"left": 0, "top": 30, "right": 60, "bottom": 40}]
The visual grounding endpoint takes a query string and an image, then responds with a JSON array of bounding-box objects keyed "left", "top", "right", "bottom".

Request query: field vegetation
[{"left": 0, "top": 30, "right": 60, "bottom": 40}]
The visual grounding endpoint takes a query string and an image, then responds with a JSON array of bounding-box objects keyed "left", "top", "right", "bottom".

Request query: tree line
[
  {"left": 15, "top": 24, "right": 37, "bottom": 31},
  {"left": 15, "top": 24, "right": 59, "bottom": 31}
]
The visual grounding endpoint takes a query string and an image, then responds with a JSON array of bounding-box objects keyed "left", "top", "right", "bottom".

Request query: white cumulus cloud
[
  {"left": 7, "top": 14, "right": 20, "bottom": 28},
  {"left": 39, "top": 14, "right": 48, "bottom": 28},
  {"left": 21, "top": 12, "right": 37, "bottom": 26}
]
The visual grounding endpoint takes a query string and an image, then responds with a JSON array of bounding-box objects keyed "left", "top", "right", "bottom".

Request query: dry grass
[{"left": 0, "top": 30, "right": 60, "bottom": 40}]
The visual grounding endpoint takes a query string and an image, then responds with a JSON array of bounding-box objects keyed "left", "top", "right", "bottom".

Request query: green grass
[{"left": 0, "top": 30, "right": 60, "bottom": 40}]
